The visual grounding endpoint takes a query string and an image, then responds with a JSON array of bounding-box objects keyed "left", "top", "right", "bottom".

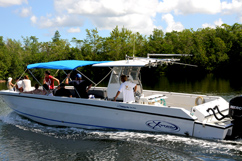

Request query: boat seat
[
  {"left": 68, "top": 89, "right": 107, "bottom": 99},
  {"left": 88, "top": 89, "right": 107, "bottom": 99}
]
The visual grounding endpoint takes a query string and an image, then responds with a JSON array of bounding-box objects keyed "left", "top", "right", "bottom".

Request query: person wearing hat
[
  {"left": 65, "top": 73, "right": 92, "bottom": 98},
  {"left": 7, "top": 77, "right": 14, "bottom": 91},
  {"left": 55, "top": 83, "right": 72, "bottom": 97}
]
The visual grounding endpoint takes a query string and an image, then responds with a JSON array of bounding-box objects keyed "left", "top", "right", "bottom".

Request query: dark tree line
[{"left": 0, "top": 23, "right": 242, "bottom": 80}]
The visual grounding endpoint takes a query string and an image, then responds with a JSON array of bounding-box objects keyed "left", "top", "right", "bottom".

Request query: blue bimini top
[{"left": 27, "top": 60, "right": 110, "bottom": 70}]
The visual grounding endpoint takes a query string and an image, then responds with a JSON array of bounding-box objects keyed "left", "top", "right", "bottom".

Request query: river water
[{"left": 0, "top": 74, "right": 242, "bottom": 161}]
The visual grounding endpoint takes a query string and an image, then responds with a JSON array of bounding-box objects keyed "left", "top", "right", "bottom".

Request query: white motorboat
[{"left": 0, "top": 55, "right": 241, "bottom": 140}]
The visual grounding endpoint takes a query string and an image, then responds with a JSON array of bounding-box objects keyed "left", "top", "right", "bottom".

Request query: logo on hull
[{"left": 146, "top": 120, "right": 180, "bottom": 132}]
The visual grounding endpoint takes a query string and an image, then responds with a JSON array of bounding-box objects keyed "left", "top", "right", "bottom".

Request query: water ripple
[{"left": 1, "top": 101, "right": 242, "bottom": 160}]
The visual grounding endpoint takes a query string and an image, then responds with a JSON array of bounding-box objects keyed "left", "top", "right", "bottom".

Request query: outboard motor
[{"left": 229, "top": 96, "right": 242, "bottom": 139}]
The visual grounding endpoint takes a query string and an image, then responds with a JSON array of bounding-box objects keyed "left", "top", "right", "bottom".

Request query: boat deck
[{"left": 65, "top": 86, "right": 221, "bottom": 113}]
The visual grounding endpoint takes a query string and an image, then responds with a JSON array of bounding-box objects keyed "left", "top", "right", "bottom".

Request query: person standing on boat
[
  {"left": 65, "top": 73, "right": 92, "bottom": 98},
  {"left": 7, "top": 77, "right": 14, "bottom": 91},
  {"left": 113, "top": 75, "right": 137, "bottom": 102},
  {"left": 43, "top": 71, "right": 60, "bottom": 90}
]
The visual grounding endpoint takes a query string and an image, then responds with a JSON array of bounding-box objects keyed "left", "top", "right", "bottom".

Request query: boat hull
[{"left": 0, "top": 91, "right": 232, "bottom": 139}]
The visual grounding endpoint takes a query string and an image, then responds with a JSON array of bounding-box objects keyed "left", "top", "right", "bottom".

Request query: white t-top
[{"left": 118, "top": 81, "right": 136, "bottom": 102}]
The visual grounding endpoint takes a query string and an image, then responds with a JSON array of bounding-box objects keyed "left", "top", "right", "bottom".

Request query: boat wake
[{"left": 0, "top": 107, "right": 242, "bottom": 160}]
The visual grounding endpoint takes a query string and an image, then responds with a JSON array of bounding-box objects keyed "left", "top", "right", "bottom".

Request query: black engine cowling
[
  {"left": 229, "top": 96, "right": 242, "bottom": 119},
  {"left": 229, "top": 96, "right": 242, "bottom": 139}
]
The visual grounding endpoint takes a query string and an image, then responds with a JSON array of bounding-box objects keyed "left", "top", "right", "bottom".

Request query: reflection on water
[
  {"left": 142, "top": 74, "right": 242, "bottom": 101},
  {"left": 1, "top": 74, "right": 242, "bottom": 160}
]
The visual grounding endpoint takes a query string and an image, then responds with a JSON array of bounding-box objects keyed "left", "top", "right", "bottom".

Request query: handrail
[
  {"left": 207, "top": 106, "right": 230, "bottom": 121},
  {"left": 213, "top": 106, "right": 226, "bottom": 117}
]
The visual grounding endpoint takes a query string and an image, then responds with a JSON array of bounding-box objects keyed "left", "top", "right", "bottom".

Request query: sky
[{"left": 0, "top": 0, "right": 242, "bottom": 43}]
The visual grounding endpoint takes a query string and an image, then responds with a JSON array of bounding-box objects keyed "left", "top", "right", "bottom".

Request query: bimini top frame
[{"left": 26, "top": 60, "right": 112, "bottom": 96}]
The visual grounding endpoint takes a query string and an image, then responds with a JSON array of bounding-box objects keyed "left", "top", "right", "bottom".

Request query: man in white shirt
[{"left": 113, "top": 75, "right": 137, "bottom": 102}]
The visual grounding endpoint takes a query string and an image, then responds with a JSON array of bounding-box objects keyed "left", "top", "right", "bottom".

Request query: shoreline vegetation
[{"left": 1, "top": 23, "right": 242, "bottom": 81}]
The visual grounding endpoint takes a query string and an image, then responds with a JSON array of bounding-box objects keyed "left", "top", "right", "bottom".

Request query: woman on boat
[
  {"left": 113, "top": 75, "right": 137, "bottom": 102},
  {"left": 7, "top": 77, "right": 14, "bottom": 91},
  {"left": 22, "top": 75, "right": 32, "bottom": 92},
  {"left": 43, "top": 71, "right": 60, "bottom": 90}
]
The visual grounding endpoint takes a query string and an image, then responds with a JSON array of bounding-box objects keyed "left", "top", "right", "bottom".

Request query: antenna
[
  {"left": 133, "top": 35, "right": 135, "bottom": 58},
  {"left": 147, "top": 53, "right": 193, "bottom": 57}
]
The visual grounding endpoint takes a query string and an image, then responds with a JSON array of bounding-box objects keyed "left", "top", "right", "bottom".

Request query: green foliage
[
  {"left": 1, "top": 23, "right": 242, "bottom": 80},
  {"left": 52, "top": 30, "right": 61, "bottom": 42}
]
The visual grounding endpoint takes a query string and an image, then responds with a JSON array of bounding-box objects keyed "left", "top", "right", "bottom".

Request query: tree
[
  {"left": 1, "top": 23, "right": 242, "bottom": 79},
  {"left": 52, "top": 30, "right": 61, "bottom": 42},
  {"left": 147, "top": 28, "right": 165, "bottom": 54}
]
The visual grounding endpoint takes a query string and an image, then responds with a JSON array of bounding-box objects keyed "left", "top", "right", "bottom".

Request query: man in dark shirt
[
  {"left": 55, "top": 83, "right": 72, "bottom": 97},
  {"left": 65, "top": 73, "right": 92, "bottom": 98}
]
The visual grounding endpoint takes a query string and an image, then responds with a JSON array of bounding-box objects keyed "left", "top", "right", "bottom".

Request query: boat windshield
[
  {"left": 128, "top": 67, "right": 140, "bottom": 81},
  {"left": 110, "top": 67, "right": 122, "bottom": 84},
  {"left": 110, "top": 67, "right": 141, "bottom": 84}
]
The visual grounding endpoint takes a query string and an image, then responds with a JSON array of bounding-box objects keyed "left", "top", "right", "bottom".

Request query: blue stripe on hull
[{"left": 13, "top": 109, "right": 132, "bottom": 131}]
